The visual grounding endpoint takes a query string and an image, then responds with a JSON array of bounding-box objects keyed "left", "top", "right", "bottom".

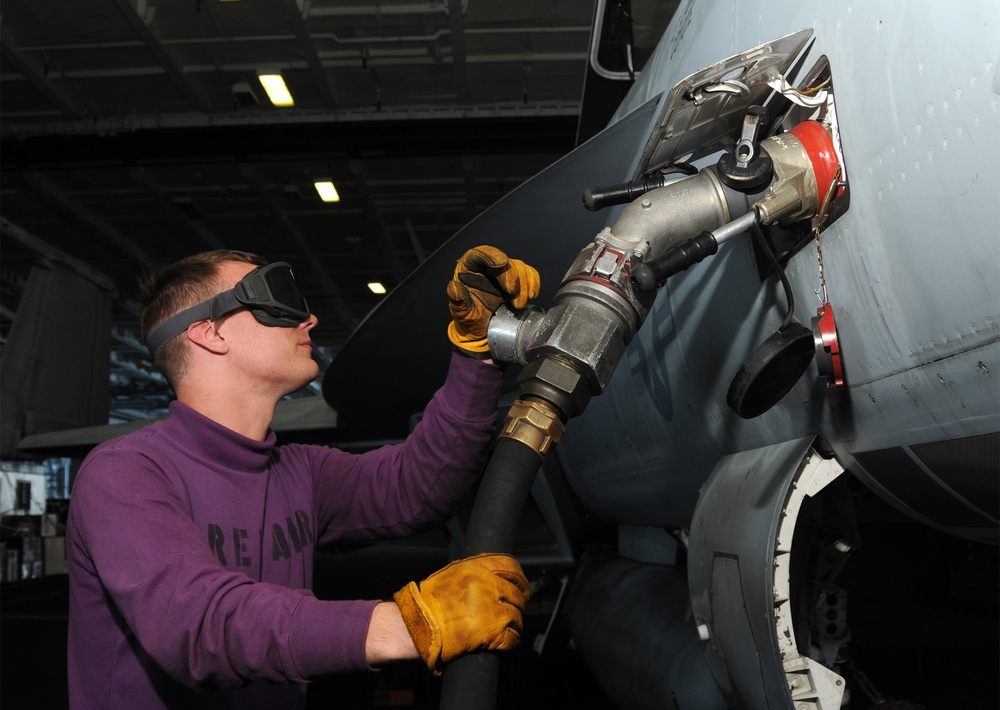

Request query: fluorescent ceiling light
[
  {"left": 314, "top": 181, "right": 340, "bottom": 203},
  {"left": 368, "top": 282, "right": 387, "bottom": 295},
  {"left": 258, "top": 74, "right": 294, "bottom": 107}
]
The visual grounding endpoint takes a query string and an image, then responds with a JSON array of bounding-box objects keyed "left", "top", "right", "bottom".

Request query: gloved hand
[
  {"left": 393, "top": 552, "right": 530, "bottom": 675},
  {"left": 447, "top": 245, "right": 540, "bottom": 353}
]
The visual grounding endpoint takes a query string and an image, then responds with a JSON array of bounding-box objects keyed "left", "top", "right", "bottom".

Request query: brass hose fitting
[{"left": 498, "top": 399, "right": 566, "bottom": 457}]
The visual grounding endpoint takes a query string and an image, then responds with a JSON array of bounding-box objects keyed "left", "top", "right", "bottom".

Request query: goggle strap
[
  {"left": 144, "top": 290, "right": 243, "bottom": 361},
  {"left": 209, "top": 290, "right": 242, "bottom": 321}
]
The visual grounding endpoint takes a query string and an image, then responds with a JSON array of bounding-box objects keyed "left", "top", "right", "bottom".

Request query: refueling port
[{"left": 727, "top": 56, "right": 849, "bottom": 416}]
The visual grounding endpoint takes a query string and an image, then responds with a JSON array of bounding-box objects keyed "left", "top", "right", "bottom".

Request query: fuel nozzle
[{"left": 489, "top": 117, "right": 846, "bottom": 418}]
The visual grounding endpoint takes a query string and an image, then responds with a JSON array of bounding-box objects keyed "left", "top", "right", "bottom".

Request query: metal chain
[{"left": 813, "top": 165, "right": 843, "bottom": 305}]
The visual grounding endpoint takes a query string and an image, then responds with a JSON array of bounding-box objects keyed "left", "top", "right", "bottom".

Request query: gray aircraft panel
[{"left": 559, "top": 0, "right": 999, "bottom": 536}]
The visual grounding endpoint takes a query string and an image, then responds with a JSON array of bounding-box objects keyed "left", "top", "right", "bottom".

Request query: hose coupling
[
  {"left": 498, "top": 399, "right": 566, "bottom": 457},
  {"left": 488, "top": 303, "right": 545, "bottom": 365}
]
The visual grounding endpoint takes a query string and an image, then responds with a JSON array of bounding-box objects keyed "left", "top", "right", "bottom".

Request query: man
[{"left": 67, "top": 246, "right": 539, "bottom": 709}]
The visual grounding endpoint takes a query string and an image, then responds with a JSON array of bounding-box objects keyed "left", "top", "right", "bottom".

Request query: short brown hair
[{"left": 139, "top": 250, "right": 267, "bottom": 387}]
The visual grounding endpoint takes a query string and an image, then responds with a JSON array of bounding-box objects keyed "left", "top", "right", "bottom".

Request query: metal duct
[{"left": 565, "top": 552, "right": 726, "bottom": 710}]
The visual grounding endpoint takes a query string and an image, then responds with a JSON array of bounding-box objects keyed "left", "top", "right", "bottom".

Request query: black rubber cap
[
  {"left": 717, "top": 151, "right": 774, "bottom": 192},
  {"left": 727, "top": 322, "right": 815, "bottom": 419}
]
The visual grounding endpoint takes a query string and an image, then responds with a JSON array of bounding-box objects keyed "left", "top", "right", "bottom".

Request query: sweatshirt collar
[{"left": 161, "top": 401, "right": 277, "bottom": 474}]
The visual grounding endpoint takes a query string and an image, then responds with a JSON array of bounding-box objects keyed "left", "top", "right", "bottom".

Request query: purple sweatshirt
[{"left": 67, "top": 352, "right": 502, "bottom": 710}]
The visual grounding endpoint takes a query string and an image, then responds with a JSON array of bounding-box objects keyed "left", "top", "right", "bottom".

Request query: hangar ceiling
[{"left": 0, "top": 0, "right": 675, "bottom": 425}]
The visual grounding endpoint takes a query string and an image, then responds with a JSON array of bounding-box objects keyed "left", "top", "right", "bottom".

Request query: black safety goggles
[{"left": 145, "top": 262, "right": 311, "bottom": 360}]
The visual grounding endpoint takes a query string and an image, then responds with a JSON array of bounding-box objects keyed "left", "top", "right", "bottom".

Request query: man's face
[{"left": 213, "top": 261, "right": 320, "bottom": 397}]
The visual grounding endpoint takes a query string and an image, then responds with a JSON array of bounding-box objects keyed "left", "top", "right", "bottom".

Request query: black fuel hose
[{"left": 438, "top": 433, "right": 547, "bottom": 710}]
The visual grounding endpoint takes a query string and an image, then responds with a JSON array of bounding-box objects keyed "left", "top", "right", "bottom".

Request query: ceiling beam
[
  {"left": 405, "top": 218, "right": 427, "bottom": 265},
  {"left": 110, "top": 0, "right": 212, "bottom": 113},
  {"left": 280, "top": 0, "right": 340, "bottom": 107},
  {"left": 21, "top": 172, "right": 155, "bottom": 271},
  {"left": 460, "top": 155, "right": 477, "bottom": 224},
  {"left": 129, "top": 167, "right": 226, "bottom": 251},
  {"left": 0, "top": 217, "right": 116, "bottom": 292},
  {"left": 0, "top": 26, "right": 87, "bottom": 116},
  {"left": 447, "top": 0, "right": 471, "bottom": 104},
  {"left": 349, "top": 160, "right": 408, "bottom": 286}
]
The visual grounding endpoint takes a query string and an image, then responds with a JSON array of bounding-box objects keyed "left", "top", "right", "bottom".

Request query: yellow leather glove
[
  {"left": 393, "top": 552, "right": 530, "bottom": 675},
  {"left": 446, "top": 245, "right": 541, "bottom": 353}
]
